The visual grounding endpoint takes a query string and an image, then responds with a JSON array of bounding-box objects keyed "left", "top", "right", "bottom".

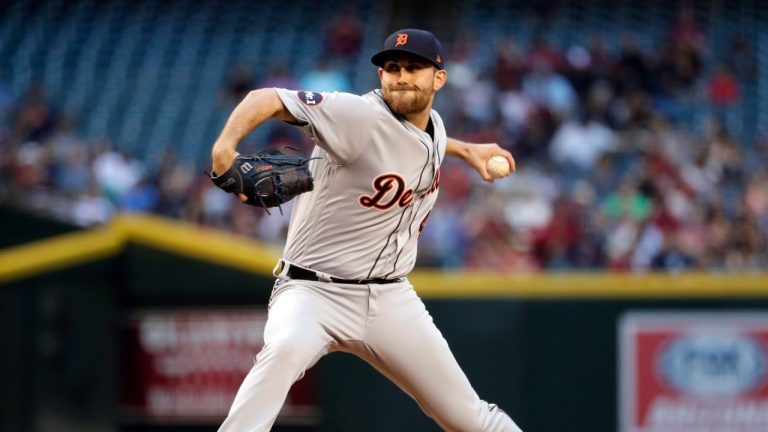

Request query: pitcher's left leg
[{"left": 362, "top": 282, "right": 522, "bottom": 432}]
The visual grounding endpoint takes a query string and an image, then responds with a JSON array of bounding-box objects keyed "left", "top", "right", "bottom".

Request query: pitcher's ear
[{"left": 433, "top": 69, "right": 448, "bottom": 91}]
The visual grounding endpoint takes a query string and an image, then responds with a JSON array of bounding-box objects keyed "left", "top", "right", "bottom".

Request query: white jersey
[{"left": 275, "top": 88, "right": 446, "bottom": 280}]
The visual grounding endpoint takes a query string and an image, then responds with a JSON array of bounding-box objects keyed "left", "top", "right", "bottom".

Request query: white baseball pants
[{"left": 218, "top": 277, "right": 522, "bottom": 432}]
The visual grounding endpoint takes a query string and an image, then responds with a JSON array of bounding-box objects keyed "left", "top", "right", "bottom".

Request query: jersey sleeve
[{"left": 275, "top": 88, "right": 376, "bottom": 165}]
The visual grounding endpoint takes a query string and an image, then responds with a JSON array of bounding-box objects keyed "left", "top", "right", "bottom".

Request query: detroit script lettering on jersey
[{"left": 359, "top": 171, "right": 440, "bottom": 211}]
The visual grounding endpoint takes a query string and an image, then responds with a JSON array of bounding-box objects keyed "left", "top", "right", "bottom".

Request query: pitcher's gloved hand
[{"left": 211, "top": 147, "right": 316, "bottom": 213}]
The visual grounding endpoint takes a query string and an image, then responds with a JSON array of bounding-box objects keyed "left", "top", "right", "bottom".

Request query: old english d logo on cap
[{"left": 395, "top": 33, "right": 408, "bottom": 47}]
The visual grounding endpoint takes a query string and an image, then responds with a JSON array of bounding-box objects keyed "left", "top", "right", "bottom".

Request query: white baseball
[{"left": 486, "top": 155, "right": 510, "bottom": 178}]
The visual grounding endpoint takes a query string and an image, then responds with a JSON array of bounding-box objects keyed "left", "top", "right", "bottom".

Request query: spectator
[
  {"left": 55, "top": 143, "right": 90, "bottom": 196},
  {"left": 588, "top": 154, "right": 621, "bottom": 197},
  {"left": 493, "top": 39, "right": 527, "bottom": 92},
  {"left": 745, "top": 174, "right": 768, "bottom": 221},
  {"left": 535, "top": 191, "right": 589, "bottom": 269},
  {"left": 70, "top": 182, "right": 114, "bottom": 227},
  {"left": 725, "top": 37, "right": 757, "bottom": 82},
  {"left": 612, "top": 35, "right": 651, "bottom": 95},
  {"left": 725, "top": 207, "right": 766, "bottom": 270},
  {"left": 155, "top": 151, "right": 195, "bottom": 219},
  {"left": 744, "top": 173, "right": 768, "bottom": 245},
  {"left": 121, "top": 176, "right": 159, "bottom": 213},
  {"left": 523, "top": 59, "right": 577, "bottom": 120},
  {"left": 564, "top": 44, "right": 595, "bottom": 97},
  {"left": 650, "top": 234, "right": 697, "bottom": 271},
  {"left": 525, "top": 34, "right": 564, "bottom": 73},
  {"left": 460, "top": 74, "right": 497, "bottom": 128},
  {"left": 586, "top": 34, "right": 615, "bottom": 80},
  {"left": 705, "top": 121, "right": 745, "bottom": 213},
  {"left": 445, "top": 30, "right": 481, "bottom": 90},
  {"left": 549, "top": 110, "right": 616, "bottom": 174},
  {"left": 92, "top": 145, "right": 144, "bottom": 204},
  {"left": 632, "top": 220, "right": 665, "bottom": 270},
  {"left": 615, "top": 89, "right": 655, "bottom": 130},
  {"left": 704, "top": 203, "right": 732, "bottom": 268},
  {"left": 11, "top": 85, "right": 55, "bottom": 144},
  {"left": 668, "top": 4, "right": 705, "bottom": 54},
  {"left": 659, "top": 40, "right": 702, "bottom": 97},
  {"left": 675, "top": 202, "right": 708, "bottom": 263},
  {"left": 47, "top": 115, "right": 83, "bottom": 162},
  {"left": 222, "top": 64, "right": 255, "bottom": 105},
  {"left": 299, "top": 60, "right": 351, "bottom": 93},
  {"left": 707, "top": 63, "right": 741, "bottom": 108},
  {"left": 324, "top": 6, "right": 363, "bottom": 60},
  {"left": 258, "top": 62, "right": 298, "bottom": 89},
  {"left": 200, "top": 181, "right": 232, "bottom": 229},
  {"left": 498, "top": 89, "right": 535, "bottom": 144},
  {"left": 602, "top": 178, "right": 651, "bottom": 222}
]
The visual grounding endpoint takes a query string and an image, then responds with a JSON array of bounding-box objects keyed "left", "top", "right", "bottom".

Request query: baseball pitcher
[{"left": 210, "top": 29, "right": 522, "bottom": 432}]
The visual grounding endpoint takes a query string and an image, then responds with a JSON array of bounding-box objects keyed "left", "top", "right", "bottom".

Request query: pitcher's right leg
[{"left": 218, "top": 282, "right": 333, "bottom": 432}]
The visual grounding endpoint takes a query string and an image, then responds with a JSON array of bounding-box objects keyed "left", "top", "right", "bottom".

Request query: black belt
[{"left": 286, "top": 264, "right": 401, "bottom": 285}]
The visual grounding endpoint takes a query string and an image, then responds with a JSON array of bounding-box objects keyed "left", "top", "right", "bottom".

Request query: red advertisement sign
[
  {"left": 121, "top": 309, "right": 317, "bottom": 422},
  {"left": 619, "top": 312, "right": 768, "bottom": 432}
]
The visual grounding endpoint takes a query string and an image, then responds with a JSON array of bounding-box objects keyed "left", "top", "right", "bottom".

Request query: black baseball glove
[{"left": 210, "top": 147, "right": 316, "bottom": 213}]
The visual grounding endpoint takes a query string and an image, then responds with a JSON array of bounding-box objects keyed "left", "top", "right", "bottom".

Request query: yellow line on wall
[
  {"left": 0, "top": 226, "right": 123, "bottom": 283},
  {"left": 113, "top": 214, "right": 280, "bottom": 275},
  {"left": 0, "top": 213, "right": 281, "bottom": 284},
  {"left": 1, "top": 213, "right": 767, "bottom": 300},
  {"left": 410, "top": 271, "right": 768, "bottom": 299}
]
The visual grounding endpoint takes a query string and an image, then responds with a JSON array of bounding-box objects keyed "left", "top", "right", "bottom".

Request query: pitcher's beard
[{"left": 382, "top": 87, "right": 432, "bottom": 115}]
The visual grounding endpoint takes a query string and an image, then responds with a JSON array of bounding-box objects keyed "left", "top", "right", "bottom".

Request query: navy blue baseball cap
[{"left": 371, "top": 29, "right": 445, "bottom": 70}]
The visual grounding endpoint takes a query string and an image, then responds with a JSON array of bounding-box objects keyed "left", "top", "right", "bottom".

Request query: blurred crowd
[{"left": 1, "top": 5, "right": 766, "bottom": 272}]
